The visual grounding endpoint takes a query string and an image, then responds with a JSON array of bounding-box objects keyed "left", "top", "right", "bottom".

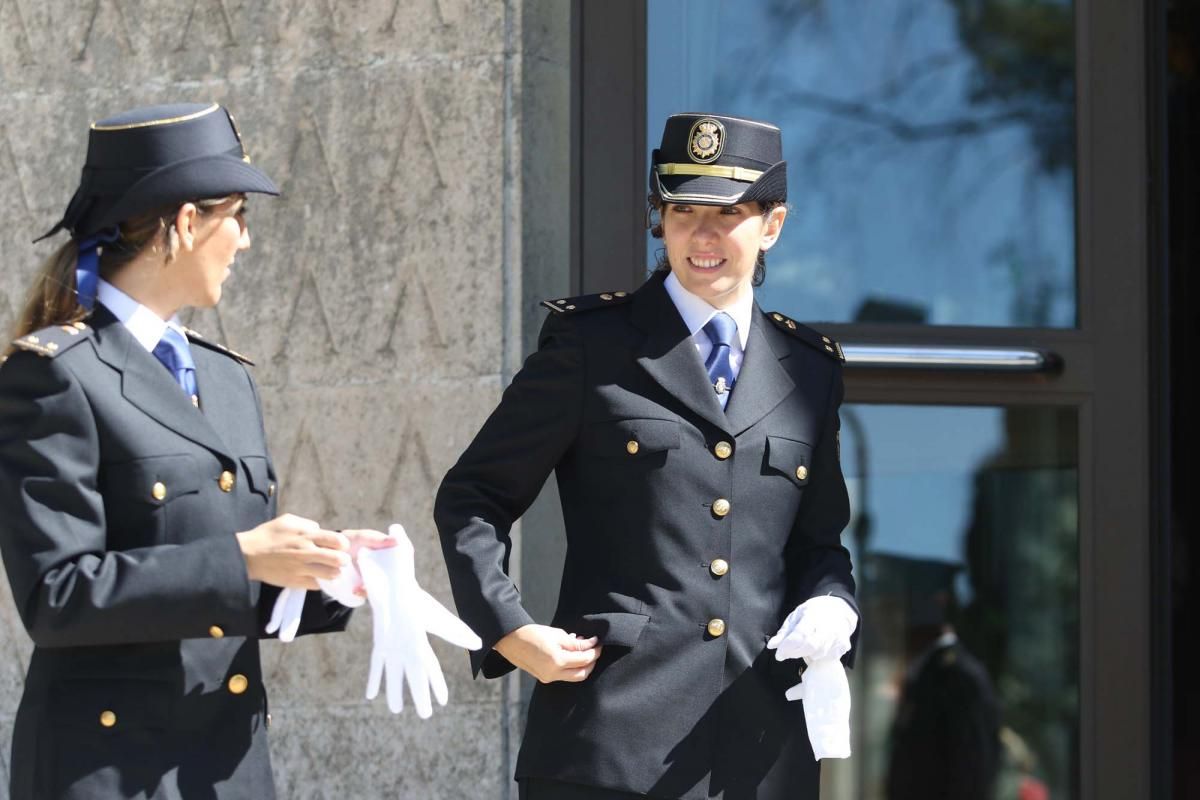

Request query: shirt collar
[
  {"left": 96, "top": 279, "right": 185, "bottom": 353},
  {"left": 663, "top": 271, "right": 753, "bottom": 349}
]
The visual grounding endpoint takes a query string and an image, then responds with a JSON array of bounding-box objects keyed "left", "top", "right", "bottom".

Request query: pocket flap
[
  {"left": 585, "top": 418, "right": 681, "bottom": 458},
  {"left": 766, "top": 436, "right": 814, "bottom": 487},
  {"left": 50, "top": 677, "right": 171, "bottom": 730},
  {"left": 573, "top": 611, "right": 651, "bottom": 648},
  {"left": 102, "top": 454, "right": 203, "bottom": 505},
  {"left": 240, "top": 455, "right": 275, "bottom": 499}
]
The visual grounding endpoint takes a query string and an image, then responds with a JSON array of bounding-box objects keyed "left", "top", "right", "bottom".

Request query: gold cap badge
[{"left": 688, "top": 117, "right": 725, "bottom": 164}]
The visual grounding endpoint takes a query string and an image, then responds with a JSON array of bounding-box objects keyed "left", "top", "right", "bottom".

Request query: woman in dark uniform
[
  {"left": 436, "top": 113, "right": 859, "bottom": 800},
  {"left": 0, "top": 103, "right": 386, "bottom": 799}
]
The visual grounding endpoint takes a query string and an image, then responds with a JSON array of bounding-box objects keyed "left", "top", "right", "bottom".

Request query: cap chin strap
[{"left": 75, "top": 227, "right": 121, "bottom": 311}]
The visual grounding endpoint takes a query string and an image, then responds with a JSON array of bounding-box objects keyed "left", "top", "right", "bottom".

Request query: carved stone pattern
[{"left": 0, "top": 0, "right": 521, "bottom": 795}]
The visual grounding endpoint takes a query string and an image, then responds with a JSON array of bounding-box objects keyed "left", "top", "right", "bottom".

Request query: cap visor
[
  {"left": 654, "top": 161, "right": 787, "bottom": 207},
  {"left": 86, "top": 154, "right": 280, "bottom": 235},
  {"left": 655, "top": 173, "right": 749, "bottom": 206}
]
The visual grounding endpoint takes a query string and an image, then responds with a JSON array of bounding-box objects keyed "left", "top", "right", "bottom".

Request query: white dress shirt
[
  {"left": 96, "top": 279, "right": 188, "bottom": 353},
  {"left": 663, "top": 271, "right": 755, "bottom": 409}
]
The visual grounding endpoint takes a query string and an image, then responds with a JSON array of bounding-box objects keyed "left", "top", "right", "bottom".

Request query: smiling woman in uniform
[
  {"left": 436, "top": 113, "right": 859, "bottom": 800},
  {"left": 0, "top": 103, "right": 388, "bottom": 800}
]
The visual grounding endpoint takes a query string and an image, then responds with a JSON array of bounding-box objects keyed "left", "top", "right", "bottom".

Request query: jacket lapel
[
  {"left": 723, "top": 308, "right": 796, "bottom": 436},
  {"left": 632, "top": 274, "right": 731, "bottom": 435},
  {"left": 90, "top": 307, "right": 235, "bottom": 462},
  {"left": 191, "top": 346, "right": 243, "bottom": 443}
]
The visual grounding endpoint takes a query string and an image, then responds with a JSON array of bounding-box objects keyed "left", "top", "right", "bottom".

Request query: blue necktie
[
  {"left": 702, "top": 312, "right": 737, "bottom": 398},
  {"left": 152, "top": 327, "right": 198, "bottom": 399}
]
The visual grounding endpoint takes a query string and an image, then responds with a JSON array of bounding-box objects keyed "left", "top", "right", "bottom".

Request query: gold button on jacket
[
  {"left": 706, "top": 618, "right": 726, "bottom": 637},
  {"left": 209, "top": 625, "right": 225, "bottom": 639},
  {"left": 626, "top": 440, "right": 640, "bottom": 455},
  {"left": 713, "top": 441, "right": 732, "bottom": 459},
  {"left": 218, "top": 470, "right": 235, "bottom": 492},
  {"left": 228, "top": 674, "right": 249, "bottom": 695},
  {"left": 712, "top": 498, "right": 731, "bottom": 517},
  {"left": 710, "top": 558, "right": 729, "bottom": 577},
  {"left": 99, "top": 710, "right": 117, "bottom": 728},
  {"left": 151, "top": 481, "right": 167, "bottom": 501},
  {"left": 796, "top": 465, "right": 808, "bottom": 481}
]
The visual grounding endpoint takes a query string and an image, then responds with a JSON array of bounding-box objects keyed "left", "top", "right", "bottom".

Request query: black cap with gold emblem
[{"left": 650, "top": 113, "right": 786, "bottom": 206}]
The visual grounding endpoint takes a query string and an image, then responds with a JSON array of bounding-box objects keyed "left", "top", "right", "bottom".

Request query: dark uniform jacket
[
  {"left": 436, "top": 271, "right": 857, "bottom": 800},
  {"left": 0, "top": 306, "right": 350, "bottom": 800}
]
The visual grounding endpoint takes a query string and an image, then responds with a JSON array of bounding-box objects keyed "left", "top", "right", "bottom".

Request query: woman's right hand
[
  {"left": 236, "top": 513, "right": 351, "bottom": 590},
  {"left": 494, "top": 624, "right": 603, "bottom": 683}
]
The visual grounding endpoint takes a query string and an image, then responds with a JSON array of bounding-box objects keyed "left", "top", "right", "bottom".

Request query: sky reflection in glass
[{"left": 647, "top": 0, "right": 1076, "bottom": 328}]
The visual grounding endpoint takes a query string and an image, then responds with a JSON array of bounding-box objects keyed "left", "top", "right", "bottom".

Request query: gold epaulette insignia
[
  {"left": 541, "top": 290, "right": 633, "bottom": 315},
  {"left": 767, "top": 312, "right": 844, "bottom": 362},
  {"left": 10, "top": 321, "right": 92, "bottom": 358}
]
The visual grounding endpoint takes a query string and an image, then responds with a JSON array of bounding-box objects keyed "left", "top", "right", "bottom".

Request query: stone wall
[{"left": 0, "top": 1, "right": 569, "bottom": 796}]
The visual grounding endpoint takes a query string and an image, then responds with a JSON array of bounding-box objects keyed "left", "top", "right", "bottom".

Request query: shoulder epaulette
[
  {"left": 182, "top": 327, "right": 255, "bottom": 365},
  {"left": 766, "top": 311, "right": 845, "bottom": 362},
  {"left": 541, "top": 290, "right": 633, "bottom": 315},
  {"left": 10, "top": 321, "right": 94, "bottom": 358}
]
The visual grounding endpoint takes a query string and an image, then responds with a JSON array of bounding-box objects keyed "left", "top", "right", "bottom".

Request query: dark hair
[
  {"left": 646, "top": 194, "right": 785, "bottom": 287},
  {"left": 6, "top": 196, "right": 241, "bottom": 355}
]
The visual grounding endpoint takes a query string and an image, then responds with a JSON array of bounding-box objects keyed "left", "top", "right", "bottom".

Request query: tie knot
[
  {"left": 703, "top": 312, "right": 738, "bottom": 349},
  {"left": 153, "top": 327, "right": 196, "bottom": 376}
]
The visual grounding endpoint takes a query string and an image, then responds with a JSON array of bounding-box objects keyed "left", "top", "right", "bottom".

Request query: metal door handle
[{"left": 841, "top": 345, "right": 1058, "bottom": 372}]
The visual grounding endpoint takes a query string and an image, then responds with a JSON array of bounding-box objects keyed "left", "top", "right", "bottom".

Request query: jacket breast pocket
[
  {"left": 240, "top": 455, "right": 276, "bottom": 501},
  {"left": 765, "top": 436, "right": 814, "bottom": 488},
  {"left": 583, "top": 418, "right": 681, "bottom": 462},
  {"left": 100, "top": 455, "right": 203, "bottom": 545}
]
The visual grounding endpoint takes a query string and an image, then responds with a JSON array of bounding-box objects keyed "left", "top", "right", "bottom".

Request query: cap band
[{"left": 656, "top": 163, "right": 764, "bottom": 183}]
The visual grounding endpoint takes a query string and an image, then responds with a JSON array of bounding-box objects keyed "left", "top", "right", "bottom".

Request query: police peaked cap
[
  {"left": 650, "top": 113, "right": 786, "bottom": 206},
  {"left": 39, "top": 103, "right": 279, "bottom": 242}
]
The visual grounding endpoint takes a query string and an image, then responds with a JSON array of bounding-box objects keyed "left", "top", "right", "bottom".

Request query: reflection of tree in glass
[
  {"left": 961, "top": 408, "right": 1080, "bottom": 800},
  {"left": 709, "top": 0, "right": 1076, "bottom": 327},
  {"left": 732, "top": 0, "right": 1072, "bottom": 170},
  {"left": 950, "top": 0, "right": 1074, "bottom": 172}
]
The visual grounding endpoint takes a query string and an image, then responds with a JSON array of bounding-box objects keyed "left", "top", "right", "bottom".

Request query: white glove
[
  {"left": 767, "top": 595, "right": 858, "bottom": 663},
  {"left": 785, "top": 658, "right": 852, "bottom": 760},
  {"left": 265, "top": 566, "right": 366, "bottom": 643},
  {"left": 358, "top": 523, "right": 482, "bottom": 718},
  {"left": 265, "top": 587, "right": 307, "bottom": 643}
]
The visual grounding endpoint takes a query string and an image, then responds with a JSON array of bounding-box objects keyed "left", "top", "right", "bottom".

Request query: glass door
[
  {"left": 644, "top": 4, "right": 1079, "bottom": 797},
  {"left": 573, "top": 0, "right": 1155, "bottom": 796}
]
